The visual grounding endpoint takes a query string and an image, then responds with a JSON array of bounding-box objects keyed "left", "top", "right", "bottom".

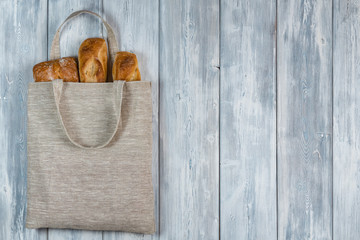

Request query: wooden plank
[
  {"left": 159, "top": 0, "right": 219, "bottom": 239},
  {"left": 102, "top": 0, "right": 159, "bottom": 239},
  {"left": 47, "top": 0, "right": 103, "bottom": 239},
  {"left": 277, "top": 0, "right": 333, "bottom": 239},
  {"left": 0, "top": 0, "right": 48, "bottom": 239},
  {"left": 333, "top": 0, "right": 360, "bottom": 238},
  {"left": 219, "top": 0, "right": 277, "bottom": 239}
]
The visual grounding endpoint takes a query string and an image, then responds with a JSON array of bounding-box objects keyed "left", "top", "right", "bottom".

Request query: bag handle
[
  {"left": 50, "top": 10, "right": 118, "bottom": 65},
  {"left": 52, "top": 79, "right": 125, "bottom": 149}
]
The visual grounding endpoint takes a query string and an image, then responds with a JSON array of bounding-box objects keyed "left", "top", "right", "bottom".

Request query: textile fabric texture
[{"left": 26, "top": 80, "right": 155, "bottom": 234}]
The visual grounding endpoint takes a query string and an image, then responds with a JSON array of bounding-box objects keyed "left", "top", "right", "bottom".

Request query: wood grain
[
  {"left": 220, "top": 0, "right": 277, "bottom": 239},
  {"left": 0, "top": 0, "right": 48, "bottom": 239},
  {"left": 277, "top": 0, "right": 333, "bottom": 239},
  {"left": 333, "top": 0, "right": 360, "bottom": 238},
  {"left": 102, "top": 0, "right": 159, "bottom": 239},
  {"left": 4, "top": 0, "right": 360, "bottom": 239},
  {"left": 47, "top": 0, "right": 103, "bottom": 239},
  {"left": 159, "top": 0, "right": 220, "bottom": 239}
]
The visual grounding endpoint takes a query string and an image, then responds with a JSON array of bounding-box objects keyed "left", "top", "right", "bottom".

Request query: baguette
[
  {"left": 33, "top": 57, "right": 79, "bottom": 82},
  {"left": 112, "top": 51, "right": 141, "bottom": 81},
  {"left": 78, "top": 38, "right": 108, "bottom": 82}
]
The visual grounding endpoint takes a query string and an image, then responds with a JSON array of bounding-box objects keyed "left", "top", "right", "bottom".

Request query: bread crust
[
  {"left": 78, "top": 38, "right": 108, "bottom": 82},
  {"left": 33, "top": 57, "right": 79, "bottom": 82},
  {"left": 112, "top": 52, "right": 141, "bottom": 81}
]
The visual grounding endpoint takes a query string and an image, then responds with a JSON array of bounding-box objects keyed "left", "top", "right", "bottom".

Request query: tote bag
[{"left": 26, "top": 10, "right": 155, "bottom": 234}]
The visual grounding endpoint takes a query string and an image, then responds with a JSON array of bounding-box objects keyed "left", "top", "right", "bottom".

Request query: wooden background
[{"left": 0, "top": 0, "right": 358, "bottom": 239}]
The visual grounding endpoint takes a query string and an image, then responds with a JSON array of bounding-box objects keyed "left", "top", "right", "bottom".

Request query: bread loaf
[
  {"left": 78, "top": 38, "right": 108, "bottom": 82},
  {"left": 112, "top": 52, "right": 141, "bottom": 81},
  {"left": 33, "top": 57, "right": 79, "bottom": 82}
]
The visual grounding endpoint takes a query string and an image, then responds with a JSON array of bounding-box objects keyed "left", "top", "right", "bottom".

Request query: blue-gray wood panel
[
  {"left": 333, "top": 0, "right": 360, "bottom": 239},
  {"left": 2, "top": 0, "right": 360, "bottom": 239},
  {"left": 159, "top": 0, "right": 220, "bottom": 239},
  {"left": 220, "top": 0, "right": 277, "bottom": 238},
  {"left": 0, "top": 0, "right": 48, "bottom": 239},
  {"left": 277, "top": 0, "right": 333, "bottom": 239}
]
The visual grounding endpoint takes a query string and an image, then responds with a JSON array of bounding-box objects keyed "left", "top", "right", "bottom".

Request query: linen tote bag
[{"left": 26, "top": 10, "right": 155, "bottom": 234}]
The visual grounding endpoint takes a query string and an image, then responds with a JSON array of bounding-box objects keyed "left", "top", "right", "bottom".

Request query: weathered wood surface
[
  {"left": 102, "top": 0, "right": 159, "bottom": 239},
  {"left": 220, "top": 0, "right": 277, "bottom": 239},
  {"left": 333, "top": 0, "right": 360, "bottom": 239},
  {"left": 159, "top": 0, "right": 220, "bottom": 239},
  {"left": 3, "top": 0, "right": 360, "bottom": 239},
  {"left": 277, "top": 0, "right": 333, "bottom": 239},
  {"left": 47, "top": 0, "right": 103, "bottom": 239},
  {"left": 0, "top": 0, "right": 48, "bottom": 239}
]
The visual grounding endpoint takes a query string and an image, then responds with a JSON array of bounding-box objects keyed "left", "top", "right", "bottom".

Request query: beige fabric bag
[{"left": 26, "top": 10, "right": 155, "bottom": 234}]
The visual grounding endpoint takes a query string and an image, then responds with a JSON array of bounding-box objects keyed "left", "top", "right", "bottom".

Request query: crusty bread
[
  {"left": 33, "top": 57, "right": 79, "bottom": 82},
  {"left": 78, "top": 38, "right": 108, "bottom": 82},
  {"left": 112, "top": 52, "right": 141, "bottom": 81}
]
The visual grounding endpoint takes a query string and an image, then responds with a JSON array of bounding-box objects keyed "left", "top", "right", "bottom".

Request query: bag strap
[
  {"left": 50, "top": 10, "right": 118, "bottom": 65},
  {"left": 52, "top": 79, "right": 125, "bottom": 149}
]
